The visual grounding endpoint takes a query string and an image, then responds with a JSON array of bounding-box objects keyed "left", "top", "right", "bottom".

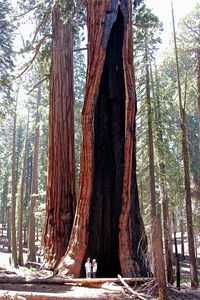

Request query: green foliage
[
  {"left": 134, "top": 5, "right": 163, "bottom": 232},
  {"left": 0, "top": 0, "right": 16, "bottom": 117},
  {"left": 56, "top": 0, "right": 86, "bottom": 29}
]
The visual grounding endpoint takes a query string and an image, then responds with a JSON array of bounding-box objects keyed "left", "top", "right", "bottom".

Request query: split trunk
[{"left": 58, "top": 0, "right": 149, "bottom": 278}]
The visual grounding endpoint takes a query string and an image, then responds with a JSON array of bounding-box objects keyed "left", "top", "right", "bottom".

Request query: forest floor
[{"left": 0, "top": 241, "right": 199, "bottom": 299}]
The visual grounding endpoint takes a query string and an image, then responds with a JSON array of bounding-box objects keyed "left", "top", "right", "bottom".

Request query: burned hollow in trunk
[
  {"left": 86, "top": 9, "right": 125, "bottom": 278},
  {"left": 57, "top": 1, "right": 149, "bottom": 279}
]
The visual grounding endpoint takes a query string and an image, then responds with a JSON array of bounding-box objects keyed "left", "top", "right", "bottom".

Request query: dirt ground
[{"left": 0, "top": 246, "right": 199, "bottom": 299}]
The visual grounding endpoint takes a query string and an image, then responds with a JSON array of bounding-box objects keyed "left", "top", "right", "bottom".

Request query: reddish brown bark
[
  {"left": 43, "top": 6, "right": 76, "bottom": 269},
  {"left": 58, "top": 0, "right": 148, "bottom": 278},
  {"left": 153, "top": 216, "right": 167, "bottom": 300},
  {"left": 18, "top": 113, "right": 29, "bottom": 266},
  {"left": 28, "top": 87, "right": 41, "bottom": 262},
  {"left": 11, "top": 97, "right": 18, "bottom": 268}
]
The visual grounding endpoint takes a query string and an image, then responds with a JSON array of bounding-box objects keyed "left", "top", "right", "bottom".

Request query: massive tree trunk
[
  {"left": 43, "top": 6, "right": 76, "bottom": 269},
  {"left": 57, "top": 0, "right": 149, "bottom": 278},
  {"left": 27, "top": 87, "right": 41, "bottom": 262}
]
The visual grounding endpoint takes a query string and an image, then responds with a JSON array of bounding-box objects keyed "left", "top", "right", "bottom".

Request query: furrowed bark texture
[
  {"left": 44, "top": 7, "right": 76, "bottom": 269},
  {"left": 18, "top": 114, "right": 29, "bottom": 266},
  {"left": 11, "top": 99, "right": 18, "bottom": 267},
  {"left": 28, "top": 86, "right": 41, "bottom": 262},
  {"left": 58, "top": 0, "right": 148, "bottom": 278}
]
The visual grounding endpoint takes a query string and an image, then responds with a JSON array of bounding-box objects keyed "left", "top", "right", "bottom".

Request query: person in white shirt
[
  {"left": 92, "top": 259, "right": 97, "bottom": 278},
  {"left": 85, "top": 258, "right": 92, "bottom": 278}
]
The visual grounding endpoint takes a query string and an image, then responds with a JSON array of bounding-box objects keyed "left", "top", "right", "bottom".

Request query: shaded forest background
[{"left": 0, "top": 0, "right": 199, "bottom": 290}]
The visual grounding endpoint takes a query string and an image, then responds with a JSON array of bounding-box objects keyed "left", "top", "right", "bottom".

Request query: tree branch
[
  {"left": 182, "top": 20, "right": 200, "bottom": 37},
  {"left": 15, "top": 4, "right": 39, "bottom": 18},
  {"left": 17, "top": 35, "right": 51, "bottom": 78},
  {"left": 27, "top": 75, "right": 50, "bottom": 95},
  {"left": 32, "top": 8, "right": 51, "bottom": 43}
]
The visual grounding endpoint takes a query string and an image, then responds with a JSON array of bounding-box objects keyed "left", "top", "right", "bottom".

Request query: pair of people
[{"left": 85, "top": 258, "right": 97, "bottom": 278}]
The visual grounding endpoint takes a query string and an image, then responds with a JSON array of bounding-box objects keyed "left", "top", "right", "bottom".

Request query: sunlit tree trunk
[
  {"left": 43, "top": 6, "right": 76, "bottom": 269},
  {"left": 18, "top": 113, "right": 29, "bottom": 265},
  {"left": 145, "top": 34, "right": 166, "bottom": 299},
  {"left": 197, "top": 50, "right": 200, "bottom": 147},
  {"left": 171, "top": 2, "right": 199, "bottom": 288},
  {"left": 57, "top": 0, "right": 149, "bottom": 278},
  {"left": 7, "top": 205, "right": 11, "bottom": 252},
  {"left": 153, "top": 64, "right": 173, "bottom": 284},
  {"left": 172, "top": 212, "right": 180, "bottom": 290},
  {"left": 27, "top": 87, "right": 41, "bottom": 262},
  {"left": 180, "top": 204, "right": 185, "bottom": 258},
  {"left": 11, "top": 97, "right": 18, "bottom": 268}
]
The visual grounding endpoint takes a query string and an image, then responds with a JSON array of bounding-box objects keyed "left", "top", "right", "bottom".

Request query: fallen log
[
  {"left": 117, "top": 274, "right": 148, "bottom": 300},
  {"left": 26, "top": 261, "right": 43, "bottom": 269},
  {"left": 0, "top": 275, "right": 154, "bottom": 285}
]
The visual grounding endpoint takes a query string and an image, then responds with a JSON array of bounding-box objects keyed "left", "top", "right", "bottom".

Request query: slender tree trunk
[
  {"left": 180, "top": 205, "right": 185, "bottom": 259},
  {"left": 171, "top": 1, "right": 199, "bottom": 288},
  {"left": 43, "top": 6, "right": 76, "bottom": 270},
  {"left": 18, "top": 113, "right": 29, "bottom": 265},
  {"left": 1, "top": 171, "right": 9, "bottom": 225},
  {"left": 11, "top": 98, "right": 18, "bottom": 268},
  {"left": 197, "top": 50, "right": 200, "bottom": 147},
  {"left": 7, "top": 206, "right": 11, "bottom": 252},
  {"left": 23, "top": 226, "right": 27, "bottom": 246},
  {"left": 57, "top": 0, "right": 149, "bottom": 278},
  {"left": 145, "top": 35, "right": 166, "bottom": 299},
  {"left": 153, "top": 64, "right": 173, "bottom": 284},
  {"left": 27, "top": 87, "right": 41, "bottom": 262},
  {"left": 172, "top": 212, "right": 180, "bottom": 290}
]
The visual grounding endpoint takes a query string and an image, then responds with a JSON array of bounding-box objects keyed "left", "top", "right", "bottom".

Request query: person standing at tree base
[
  {"left": 92, "top": 259, "right": 97, "bottom": 278},
  {"left": 85, "top": 258, "right": 92, "bottom": 278}
]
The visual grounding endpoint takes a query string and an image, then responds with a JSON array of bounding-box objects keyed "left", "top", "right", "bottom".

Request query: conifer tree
[{"left": 0, "top": 0, "right": 15, "bottom": 117}]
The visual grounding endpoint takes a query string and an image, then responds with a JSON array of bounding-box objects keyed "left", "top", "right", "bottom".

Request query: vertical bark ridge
[
  {"left": 58, "top": 0, "right": 148, "bottom": 278},
  {"left": 44, "top": 6, "right": 76, "bottom": 269}
]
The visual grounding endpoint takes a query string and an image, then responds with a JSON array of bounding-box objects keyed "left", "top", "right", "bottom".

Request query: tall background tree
[
  {"left": 0, "top": 0, "right": 15, "bottom": 118},
  {"left": 43, "top": 5, "right": 76, "bottom": 269}
]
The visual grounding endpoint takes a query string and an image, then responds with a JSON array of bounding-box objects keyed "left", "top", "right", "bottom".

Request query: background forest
[{"left": 0, "top": 0, "right": 199, "bottom": 291}]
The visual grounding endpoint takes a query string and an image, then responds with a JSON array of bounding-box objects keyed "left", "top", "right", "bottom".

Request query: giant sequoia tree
[
  {"left": 58, "top": 0, "right": 149, "bottom": 278},
  {"left": 43, "top": 6, "right": 76, "bottom": 269}
]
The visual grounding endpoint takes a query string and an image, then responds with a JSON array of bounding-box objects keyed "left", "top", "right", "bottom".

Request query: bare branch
[
  {"left": 182, "top": 20, "right": 200, "bottom": 37},
  {"left": 15, "top": 4, "right": 39, "bottom": 18},
  {"left": 27, "top": 75, "right": 50, "bottom": 95},
  {"left": 32, "top": 7, "right": 51, "bottom": 43},
  {"left": 73, "top": 47, "right": 87, "bottom": 53},
  {"left": 17, "top": 35, "right": 51, "bottom": 78}
]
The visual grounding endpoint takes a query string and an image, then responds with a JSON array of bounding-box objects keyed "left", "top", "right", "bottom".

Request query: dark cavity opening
[{"left": 86, "top": 8, "right": 125, "bottom": 277}]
